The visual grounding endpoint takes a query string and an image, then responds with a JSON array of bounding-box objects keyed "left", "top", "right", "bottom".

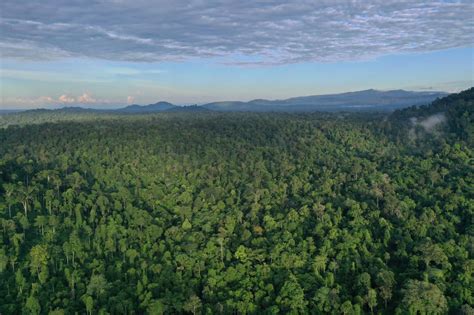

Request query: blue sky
[{"left": 1, "top": 0, "right": 473, "bottom": 109}]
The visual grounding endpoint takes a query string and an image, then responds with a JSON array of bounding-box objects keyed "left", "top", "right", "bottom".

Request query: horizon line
[{"left": 0, "top": 87, "right": 453, "bottom": 111}]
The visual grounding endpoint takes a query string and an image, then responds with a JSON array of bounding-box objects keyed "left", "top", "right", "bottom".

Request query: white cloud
[
  {"left": 78, "top": 93, "right": 96, "bottom": 103},
  {"left": 58, "top": 94, "right": 75, "bottom": 103},
  {"left": 0, "top": 0, "right": 472, "bottom": 64},
  {"left": 1, "top": 93, "right": 124, "bottom": 108},
  {"left": 127, "top": 96, "right": 135, "bottom": 104}
]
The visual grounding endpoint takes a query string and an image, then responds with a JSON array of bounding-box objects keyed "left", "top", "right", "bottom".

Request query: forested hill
[
  {"left": 0, "top": 90, "right": 473, "bottom": 314},
  {"left": 395, "top": 87, "right": 473, "bottom": 116},
  {"left": 385, "top": 87, "right": 474, "bottom": 145}
]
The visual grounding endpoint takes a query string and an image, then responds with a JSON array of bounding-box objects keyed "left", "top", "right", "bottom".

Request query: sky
[{"left": 0, "top": 0, "right": 473, "bottom": 109}]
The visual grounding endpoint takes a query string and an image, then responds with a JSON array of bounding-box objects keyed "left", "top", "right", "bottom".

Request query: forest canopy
[{"left": 0, "top": 89, "right": 473, "bottom": 314}]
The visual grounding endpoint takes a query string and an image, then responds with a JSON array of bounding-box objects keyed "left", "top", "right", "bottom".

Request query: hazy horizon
[
  {"left": 1, "top": 0, "right": 473, "bottom": 109},
  {"left": 0, "top": 87, "right": 454, "bottom": 111}
]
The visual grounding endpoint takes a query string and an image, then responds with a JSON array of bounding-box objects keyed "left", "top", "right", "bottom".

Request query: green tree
[
  {"left": 400, "top": 280, "right": 448, "bottom": 315},
  {"left": 277, "top": 275, "right": 308, "bottom": 314}
]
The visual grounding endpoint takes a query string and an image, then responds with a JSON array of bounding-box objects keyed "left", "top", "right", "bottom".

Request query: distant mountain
[
  {"left": 3, "top": 89, "right": 450, "bottom": 115},
  {"left": 166, "top": 105, "right": 212, "bottom": 112},
  {"left": 57, "top": 106, "right": 99, "bottom": 113},
  {"left": 117, "top": 101, "right": 176, "bottom": 113},
  {"left": 115, "top": 103, "right": 212, "bottom": 113},
  {"left": 202, "top": 89, "right": 448, "bottom": 112}
]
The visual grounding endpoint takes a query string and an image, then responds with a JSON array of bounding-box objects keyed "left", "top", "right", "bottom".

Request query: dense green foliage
[
  {"left": 0, "top": 108, "right": 125, "bottom": 128},
  {"left": 0, "top": 90, "right": 473, "bottom": 314},
  {"left": 390, "top": 88, "right": 474, "bottom": 146}
]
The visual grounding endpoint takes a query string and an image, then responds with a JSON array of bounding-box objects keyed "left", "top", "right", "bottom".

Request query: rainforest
[{"left": 0, "top": 89, "right": 473, "bottom": 314}]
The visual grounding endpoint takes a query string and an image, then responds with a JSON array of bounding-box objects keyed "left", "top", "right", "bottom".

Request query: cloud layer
[{"left": 1, "top": 0, "right": 473, "bottom": 64}]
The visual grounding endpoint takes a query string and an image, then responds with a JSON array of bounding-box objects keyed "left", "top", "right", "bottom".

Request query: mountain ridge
[
  {"left": 4, "top": 89, "right": 449, "bottom": 114},
  {"left": 202, "top": 89, "right": 448, "bottom": 112}
]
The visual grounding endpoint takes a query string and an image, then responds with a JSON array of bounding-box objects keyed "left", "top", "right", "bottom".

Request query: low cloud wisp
[{"left": 410, "top": 113, "right": 447, "bottom": 136}]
